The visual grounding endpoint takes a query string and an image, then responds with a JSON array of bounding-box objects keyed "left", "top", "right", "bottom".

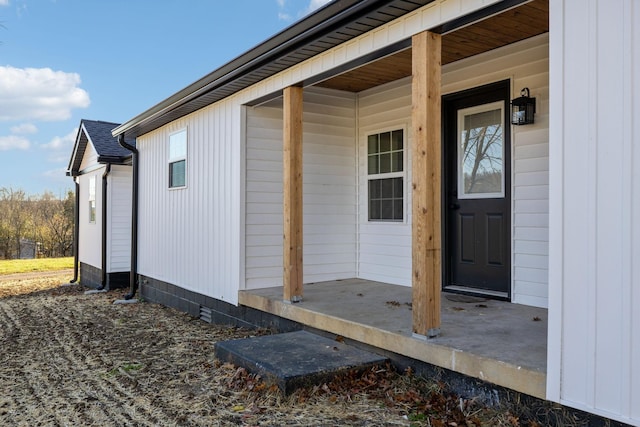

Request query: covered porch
[
  {"left": 242, "top": 0, "right": 549, "bottom": 400},
  {"left": 240, "top": 279, "right": 547, "bottom": 398}
]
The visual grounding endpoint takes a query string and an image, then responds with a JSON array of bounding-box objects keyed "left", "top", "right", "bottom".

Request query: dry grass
[
  {"left": 0, "top": 273, "right": 559, "bottom": 426},
  {"left": 0, "top": 257, "right": 73, "bottom": 275}
]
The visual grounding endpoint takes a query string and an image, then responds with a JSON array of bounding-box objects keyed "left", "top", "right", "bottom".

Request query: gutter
[
  {"left": 117, "top": 134, "right": 139, "bottom": 300},
  {"left": 98, "top": 164, "right": 111, "bottom": 290},
  {"left": 111, "top": 0, "right": 421, "bottom": 139},
  {"left": 70, "top": 179, "right": 80, "bottom": 283}
]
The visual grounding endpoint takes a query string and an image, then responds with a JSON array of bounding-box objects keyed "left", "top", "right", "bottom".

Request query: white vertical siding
[
  {"left": 77, "top": 167, "right": 103, "bottom": 269},
  {"left": 357, "top": 79, "right": 413, "bottom": 286},
  {"left": 245, "top": 87, "right": 357, "bottom": 289},
  {"left": 136, "top": 99, "right": 243, "bottom": 305},
  {"left": 548, "top": 1, "right": 639, "bottom": 424},
  {"left": 107, "top": 165, "right": 132, "bottom": 272}
]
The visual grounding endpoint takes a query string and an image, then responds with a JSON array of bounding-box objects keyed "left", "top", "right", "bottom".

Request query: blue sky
[{"left": 0, "top": 0, "right": 331, "bottom": 196}]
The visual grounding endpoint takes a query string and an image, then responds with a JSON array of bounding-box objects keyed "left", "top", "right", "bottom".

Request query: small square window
[{"left": 169, "top": 129, "right": 187, "bottom": 188}]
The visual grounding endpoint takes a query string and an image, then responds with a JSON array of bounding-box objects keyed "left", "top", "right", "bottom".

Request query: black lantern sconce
[{"left": 511, "top": 87, "right": 536, "bottom": 125}]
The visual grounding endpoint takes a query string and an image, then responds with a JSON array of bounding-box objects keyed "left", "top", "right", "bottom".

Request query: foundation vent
[{"left": 200, "top": 306, "right": 213, "bottom": 324}]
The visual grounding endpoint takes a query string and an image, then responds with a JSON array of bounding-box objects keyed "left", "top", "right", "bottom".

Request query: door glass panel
[{"left": 457, "top": 101, "right": 505, "bottom": 199}]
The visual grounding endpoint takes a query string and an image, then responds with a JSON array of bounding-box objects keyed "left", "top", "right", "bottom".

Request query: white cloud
[
  {"left": 42, "top": 128, "right": 77, "bottom": 150},
  {"left": 0, "top": 135, "right": 30, "bottom": 151},
  {"left": 305, "top": 0, "right": 332, "bottom": 14},
  {"left": 0, "top": 0, "right": 9, "bottom": 6},
  {"left": 278, "top": 0, "right": 332, "bottom": 21},
  {"left": 0, "top": 66, "right": 90, "bottom": 122},
  {"left": 42, "top": 167, "right": 67, "bottom": 180},
  {"left": 10, "top": 123, "right": 38, "bottom": 134}
]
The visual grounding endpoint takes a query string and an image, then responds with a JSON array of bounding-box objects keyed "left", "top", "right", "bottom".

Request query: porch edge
[{"left": 239, "top": 289, "right": 546, "bottom": 399}]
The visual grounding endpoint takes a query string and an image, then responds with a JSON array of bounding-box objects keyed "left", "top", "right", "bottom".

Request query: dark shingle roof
[
  {"left": 67, "top": 119, "right": 136, "bottom": 176},
  {"left": 83, "top": 120, "right": 135, "bottom": 158}
]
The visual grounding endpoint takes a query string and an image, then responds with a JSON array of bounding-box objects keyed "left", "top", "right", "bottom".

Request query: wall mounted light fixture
[{"left": 511, "top": 87, "right": 536, "bottom": 125}]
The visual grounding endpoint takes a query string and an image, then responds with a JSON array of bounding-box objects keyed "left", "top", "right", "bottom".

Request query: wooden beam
[
  {"left": 411, "top": 31, "right": 442, "bottom": 338},
  {"left": 283, "top": 86, "right": 304, "bottom": 303}
]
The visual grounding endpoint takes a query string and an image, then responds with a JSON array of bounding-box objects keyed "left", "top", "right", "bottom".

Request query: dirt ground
[{"left": 0, "top": 273, "right": 542, "bottom": 427}]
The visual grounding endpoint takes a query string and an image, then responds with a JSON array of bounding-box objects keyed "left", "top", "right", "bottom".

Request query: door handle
[{"left": 449, "top": 203, "right": 460, "bottom": 210}]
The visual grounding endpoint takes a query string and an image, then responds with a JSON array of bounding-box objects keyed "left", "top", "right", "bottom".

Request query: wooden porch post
[
  {"left": 411, "top": 31, "right": 442, "bottom": 338},
  {"left": 283, "top": 86, "right": 304, "bottom": 303}
]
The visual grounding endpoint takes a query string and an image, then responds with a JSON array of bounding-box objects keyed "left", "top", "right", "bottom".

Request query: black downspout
[
  {"left": 70, "top": 180, "right": 80, "bottom": 283},
  {"left": 98, "top": 164, "right": 111, "bottom": 290},
  {"left": 117, "top": 134, "right": 138, "bottom": 300}
]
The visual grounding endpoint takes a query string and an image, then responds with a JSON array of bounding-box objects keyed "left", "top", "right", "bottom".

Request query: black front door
[{"left": 443, "top": 80, "right": 511, "bottom": 298}]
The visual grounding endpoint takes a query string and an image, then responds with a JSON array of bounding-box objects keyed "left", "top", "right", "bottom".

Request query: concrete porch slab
[
  {"left": 239, "top": 279, "right": 547, "bottom": 399},
  {"left": 214, "top": 330, "right": 388, "bottom": 394}
]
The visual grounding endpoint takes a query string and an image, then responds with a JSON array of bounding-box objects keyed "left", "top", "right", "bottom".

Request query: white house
[
  {"left": 67, "top": 120, "right": 134, "bottom": 290},
  {"left": 109, "top": 1, "right": 639, "bottom": 425}
]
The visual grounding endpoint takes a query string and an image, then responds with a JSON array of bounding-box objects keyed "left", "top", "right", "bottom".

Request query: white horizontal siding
[
  {"left": 77, "top": 168, "right": 103, "bottom": 269},
  {"left": 136, "top": 98, "right": 242, "bottom": 304},
  {"left": 245, "top": 87, "right": 357, "bottom": 289},
  {"left": 358, "top": 78, "right": 412, "bottom": 286},
  {"left": 443, "top": 33, "right": 550, "bottom": 308},
  {"left": 548, "top": 1, "right": 640, "bottom": 424},
  {"left": 107, "top": 165, "right": 132, "bottom": 273},
  {"left": 355, "top": 34, "right": 550, "bottom": 302}
]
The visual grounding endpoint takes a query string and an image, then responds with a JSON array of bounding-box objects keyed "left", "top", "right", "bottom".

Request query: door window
[{"left": 457, "top": 101, "right": 505, "bottom": 199}]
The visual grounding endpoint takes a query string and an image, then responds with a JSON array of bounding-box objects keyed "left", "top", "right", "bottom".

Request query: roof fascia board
[
  {"left": 113, "top": 0, "right": 529, "bottom": 139},
  {"left": 433, "top": 0, "right": 532, "bottom": 35},
  {"left": 67, "top": 121, "right": 88, "bottom": 176},
  {"left": 97, "top": 155, "right": 130, "bottom": 165},
  {"left": 111, "top": 0, "right": 414, "bottom": 138},
  {"left": 76, "top": 162, "right": 106, "bottom": 176}
]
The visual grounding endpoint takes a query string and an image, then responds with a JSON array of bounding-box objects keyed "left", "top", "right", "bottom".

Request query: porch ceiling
[{"left": 316, "top": 0, "right": 549, "bottom": 93}]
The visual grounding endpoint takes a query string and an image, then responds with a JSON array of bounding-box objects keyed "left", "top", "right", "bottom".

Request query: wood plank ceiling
[{"left": 316, "top": 0, "right": 549, "bottom": 93}]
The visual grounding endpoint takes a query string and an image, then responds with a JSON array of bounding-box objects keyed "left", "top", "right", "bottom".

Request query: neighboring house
[
  {"left": 67, "top": 120, "right": 134, "bottom": 290},
  {"left": 107, "top": 1, "right": 638, "bottom": 425}
]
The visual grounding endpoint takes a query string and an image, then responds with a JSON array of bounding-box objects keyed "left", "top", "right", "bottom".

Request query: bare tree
[
  {"left": 461, "top": 120, "right": 503, "bottom": 194},
  {"left": 32, "top": 191, "right": 74, "bottom": 257},
  {"left": 0, "top": 187, "right": 74, "bottom": 259}
]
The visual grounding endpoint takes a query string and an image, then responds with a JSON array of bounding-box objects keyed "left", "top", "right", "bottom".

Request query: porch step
[{"left": 214, "top": 330, "right": 388, "bottom": 394}]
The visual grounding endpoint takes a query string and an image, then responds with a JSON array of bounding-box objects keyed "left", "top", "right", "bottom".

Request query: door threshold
[{"left": 444, "top": 285, "right": 509, "bottom": 300}]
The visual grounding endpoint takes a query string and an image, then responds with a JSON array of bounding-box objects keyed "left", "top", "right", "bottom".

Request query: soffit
[{"left": 316, "top": 0, "right": 549, "bottom": 92}]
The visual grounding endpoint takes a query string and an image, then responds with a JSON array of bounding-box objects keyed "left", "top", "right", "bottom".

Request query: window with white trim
[
  {"left": 169, "top": 129, "right": 187, "bottom": 188},
  {"left": 367, "top": 128, "right": 404, "bottom": 221},
  {"left": 88, "top": 176, "right": 96, "bottom": 223}
]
